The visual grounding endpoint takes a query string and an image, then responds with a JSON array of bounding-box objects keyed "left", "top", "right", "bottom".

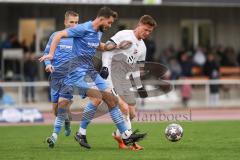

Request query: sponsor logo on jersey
[
  {"left": 87, "top": 42, "right": 99, "bottom": 48},
  {"left": 59, "top": 45, "right": 72, "bottom": 50}
]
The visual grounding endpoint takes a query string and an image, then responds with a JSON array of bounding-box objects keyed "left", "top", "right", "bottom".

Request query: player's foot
[
  {"left": 129, "top": 143, "right": 144, "bottom": 151},
  {"left": 112, "top": 131, "right": 128, "bottom": 149},
  {"left": 46, "top": 136, "right": 56, "bottom": 148},
  {"left": 64, "top": 121, "right": 71, "bottom": 136},
  {"left": 64, "top": 128, "right": 71, "bottom": 136},
  {"left": 122, "top": 130, "right": 147, "bottom": 146},
  {"left": 74, "top": 132, "right": 91, "bottom": 149}
]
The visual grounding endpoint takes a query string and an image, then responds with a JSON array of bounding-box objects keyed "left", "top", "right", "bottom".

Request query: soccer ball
[{"left": 165, "top": 123, "right": 183, "bottom": 142}]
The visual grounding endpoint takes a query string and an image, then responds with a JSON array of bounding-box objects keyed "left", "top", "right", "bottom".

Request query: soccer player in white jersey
[{"left": 100, "top": 15, "right": 157, "bottom": 150}]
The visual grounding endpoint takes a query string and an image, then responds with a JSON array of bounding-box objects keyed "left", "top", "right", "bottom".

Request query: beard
[{"left": 99, "top": 25, "right": 105, "bottom": 32}]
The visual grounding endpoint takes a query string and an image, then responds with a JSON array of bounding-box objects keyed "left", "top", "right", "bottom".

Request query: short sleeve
[
  {"left": 66, "top": 24, "right": 85, "bottom": 38},
  {"left": 110, "top": 30, "right": 127, "bottom": 45}
]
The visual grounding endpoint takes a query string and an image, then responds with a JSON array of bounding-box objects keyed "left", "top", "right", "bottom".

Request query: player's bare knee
[
  {"left": 109, "top": 95, "right": 118, "bottom": 106},
  {"left": 101, "top": 91, "right": 118, "bottom": 107},
  {"left": 103, "top": 95, "right": 118, "bottom": 108},
  {"left": 87, "top": 89, "right": 103, "bottom": 99},
  {"left": 90, "top": 97, "right": 102, "bottom": 106},
  {"left": 121, "top": 107, "right": 129, "bottom": 116},
  {"left": 58, "top": 99, "right": 70, "bottom": 108}
]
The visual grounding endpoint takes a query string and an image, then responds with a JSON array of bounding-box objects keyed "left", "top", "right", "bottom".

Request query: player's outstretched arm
[
  {"left": 118, "top": 40, "right": 132, "bottom": 49},
  {"left": 98, "top": 41, "right": 117, "bottom": 51},
  {"left": 39, "top": 30, "right": 68, "bottom": 62},
  {"left": 98, "top": 40, "right": 132, "bottom": 52}
]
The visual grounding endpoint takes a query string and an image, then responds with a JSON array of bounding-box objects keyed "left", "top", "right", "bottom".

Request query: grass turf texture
[{"left": 0, "top": 121, "right": 239, "bottom": 160}]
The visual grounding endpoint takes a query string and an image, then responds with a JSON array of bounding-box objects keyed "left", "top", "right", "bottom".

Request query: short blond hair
[
  {"left": 139, "top": 15, "right": 157, "bottom": 27},
  {"left": 65, "top": 10, "right": 79, "bottom": 20}
]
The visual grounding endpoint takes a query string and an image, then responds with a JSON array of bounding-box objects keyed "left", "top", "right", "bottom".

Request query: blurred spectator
[
  {"left": 10, "top": 34, "right": 21, "bottom": 48},
  {"left": 203, "top": 53, "right": 219, "bottom": 78},
  {"left": 180, "top": 79, "right": 192, "bottom": 107},
  {"left": 224, "top": 47, "right": 238, "bottom": 66},
  {"left": 159, "top": 47, "right": 174, "bottom": 65},
  {"left": 24, "top": 54, "right": 38, "bottom": 103},
  {"left": 179, "top": 51, "right": 193, "bottom": 77},
  {"left": 203, "top": 53, "right": 220, "bottom": 106},
  {"left": 30, "top": 34, "right": 36, "bottom": 54},
  {"left": 21, "top": 39, "right": 29, "bottom": 55},
  {"left": 217, "top": 46, "right": 238, "bottom": 66},
  {"left": 2, "top": 33, "right": 22, "bottom": 80},
  {"left": 216, "top": 45, "right": 225, "bottom": 66},
  {"left": 193, "top": 47, "right": 206, "bottom": 67},
  {"left": 144, "top": 38, "right": 156, "bottom": 62},
  {"left": 169, "top": 58, "right": 181, "bottom": 80},
  {"left": 1, "top": 34, "right": 12, "bottom": 49}
]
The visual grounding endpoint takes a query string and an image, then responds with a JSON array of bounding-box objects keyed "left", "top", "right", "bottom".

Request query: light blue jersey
[
  {"left": 67, "top": 21, "right": 103, "bottom": 71},
  {"left": 59, "top": 21, "right": 107, "bottom": 99},
  {"left": 44, "top": 31, "right": 74, "bottom": 79},
  {"left": 43, "top": 31, "right": 74, "bottom": 102}
]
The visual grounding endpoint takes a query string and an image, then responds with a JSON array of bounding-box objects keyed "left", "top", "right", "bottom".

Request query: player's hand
[
  {"left": 99, "top": 67, "right": 109, "bottom": 79},
  {"left": 39, "top": 54, "right": 53, "bottom": 62},
  {"left": 137, "top": 86, "right": 148, "bottom": 98},
  {"left": 45, "top": 65, "right": 54, "bottom": 73},
  {"left": 118, "top": 40, "right": 132, "bottom": 50}
]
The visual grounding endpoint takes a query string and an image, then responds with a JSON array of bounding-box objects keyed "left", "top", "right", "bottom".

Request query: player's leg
[
  {"left": 75, "top": 88, "right": 102, "bottom": 149},
  {"left": 52, "top": 103, "right": 58, "bottom": 116},
  {"left": 50, "top": 86, "right": 59, "bottom": 117},
  {"left": 52, "top": 100, "right": 72, "bottom": 136},
  {"left": 74, "top": 74, "right": 103, "bottom": 149},
  {"left": 75, "top": 74, "right": 146, "bottom": 148},
  {"left": 101, "top": 89, "right": 146, "bottom": 145},
  {"left": 78, "top": 97, "right": 102, "bottom": 136},
  {"left": 113, "top": 97, "right": 143, "bottom": 150},
  {"left": 46, "top": 84, "right": 60, "bottom": 148},
  {"left": 47, "top": 97, "right": 72, "bottom": 148},
  {"left": 112, "top": 96, "right": 129, "bottom": 149},
  {"left": 51, "top": 81, "right": 73, "bottom": 137},
  {"left": 111, "top": 79, "right": 145, "bottom": 150},
  {"left": 95, "top": 74, "right": 146, "bottom": 145},
  {"left": 46, "top": 82, "right": 73, "bottom": 148},
  {"left": 129, "top": 105, "right": 136, "bottom": 120},
  {"left": 128, "top": 104, "right": 144, "bottom": 150},
  {"left": 64, "top": 100, "right": 73, "bottom": 136},
  {"left": 94, "top": 74, "right": 130, "bottom": 139}
]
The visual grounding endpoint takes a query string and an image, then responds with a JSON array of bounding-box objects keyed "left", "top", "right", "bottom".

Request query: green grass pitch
[{"left": 0, "top": 121, "right": 240, "bottom": 160}]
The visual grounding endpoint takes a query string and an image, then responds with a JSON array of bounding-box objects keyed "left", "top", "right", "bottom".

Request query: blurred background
[{"left": 1, "top": 0, "right": 240, "bottom": 123}]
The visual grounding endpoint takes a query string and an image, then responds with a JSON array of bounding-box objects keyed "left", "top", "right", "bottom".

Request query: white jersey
[{"left": 102, "top": 30, "right": 146, "bottom": 89}]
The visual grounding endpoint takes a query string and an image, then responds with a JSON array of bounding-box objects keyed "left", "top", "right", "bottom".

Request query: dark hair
[
  {"left": 139, "top": 15, "right": 157, "bottom": 27},
  {"left": 97, "top": 7, "right": 118, "bottom": 20},
  {"left": 65, "top": 10, "right": 79, "bottom": 19}
]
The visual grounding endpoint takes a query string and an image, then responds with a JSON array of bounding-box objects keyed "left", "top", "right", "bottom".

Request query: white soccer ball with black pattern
[{"left": 165, "top": 123, "right": 183, "bottom": 142}]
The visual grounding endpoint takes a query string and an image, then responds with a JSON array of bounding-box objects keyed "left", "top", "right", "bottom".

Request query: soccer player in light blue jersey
[
  {"left": 40, "top": 7, "right": 146, "bottom": 149},
  {"left": 43, "top": 11, "right": 79, "bottom": 148}
]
